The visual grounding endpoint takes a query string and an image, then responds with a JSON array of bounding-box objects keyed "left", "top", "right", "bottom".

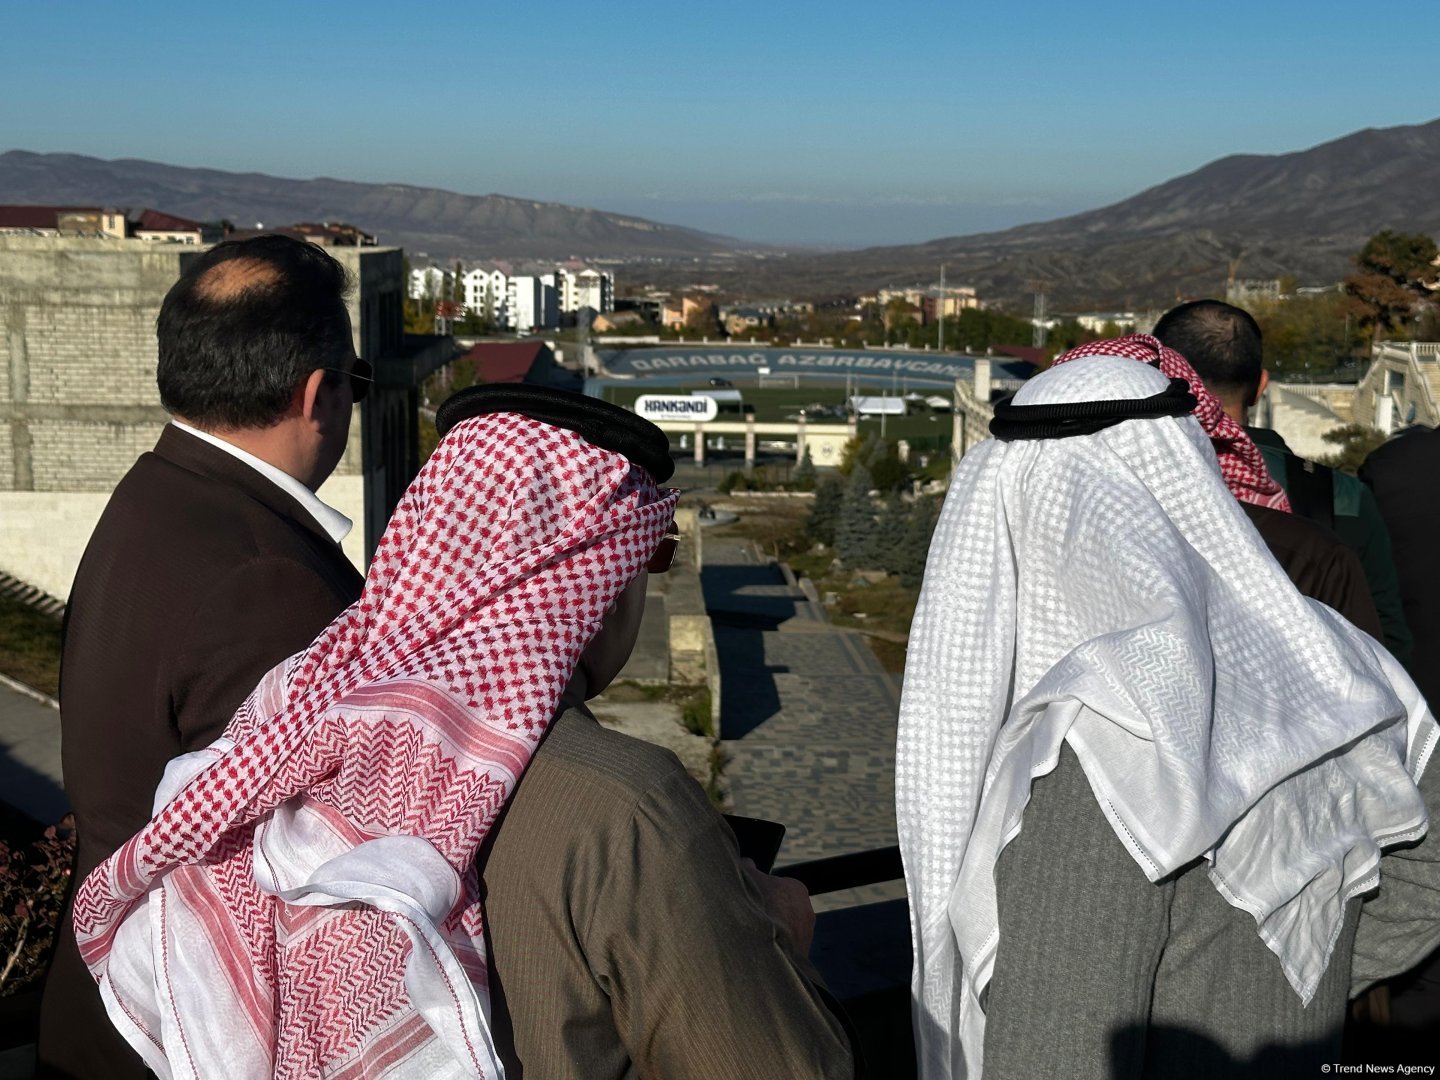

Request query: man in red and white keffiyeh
[
  {"left": 1051, "top": 333, "right": 1292, "bottom": 512},
  {"left": 71, "top": 402, "right": 679, "bottom": 1079}
]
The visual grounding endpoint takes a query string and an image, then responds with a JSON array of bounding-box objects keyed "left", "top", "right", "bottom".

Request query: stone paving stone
[{"left": 705, "top": 540, "right": 902, "bottom": 877}]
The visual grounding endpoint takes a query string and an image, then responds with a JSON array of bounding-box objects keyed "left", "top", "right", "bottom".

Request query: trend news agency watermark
[{"left": 1321, "top": 1065, "right": 1437, "bottom": 1075}]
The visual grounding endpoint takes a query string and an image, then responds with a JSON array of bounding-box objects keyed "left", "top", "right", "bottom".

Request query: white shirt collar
[{"left": 170, "top": 420, "right": 353, "bottom": 544}]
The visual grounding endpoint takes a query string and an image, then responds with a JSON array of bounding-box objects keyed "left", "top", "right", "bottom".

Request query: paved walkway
[
  {"left": 703, "top": 537, "right": 902, "bottom": 868},
  {"left": 0, "top": 678, "right": 66, "bottom": 825}
]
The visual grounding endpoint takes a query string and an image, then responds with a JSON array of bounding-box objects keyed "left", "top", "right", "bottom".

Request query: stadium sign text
[
  {"left": 634, "top": 394, "right": 720, "bottom": 423},
  {"left": 624, "top": 351, "right": 967, "bottom": 376}
]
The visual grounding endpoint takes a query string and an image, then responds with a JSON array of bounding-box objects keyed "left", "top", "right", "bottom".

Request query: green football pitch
[{"left": 597, "top": 383, "right": 955, "bottom": 448}]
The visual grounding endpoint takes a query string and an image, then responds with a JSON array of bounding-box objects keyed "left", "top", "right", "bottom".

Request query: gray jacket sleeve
[{"left": 1351, "top": 745, "right": 1440, "bottom": 997}]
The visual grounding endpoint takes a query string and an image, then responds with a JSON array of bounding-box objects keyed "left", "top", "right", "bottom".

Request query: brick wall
[
  {"left": 30, "top": 419, "right": 168, "bottom": 492},
  {"left": 25, "top": 306, "right": 159, "bottom": 406},
  {"left": 0, "top": 236, "right": 364, "bottom": 494},
  {"left": 0, "top": 238, "right": 405, "bottom": 593}
]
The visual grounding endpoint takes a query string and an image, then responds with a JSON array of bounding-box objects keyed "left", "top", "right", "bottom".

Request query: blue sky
[{"left": 2, "top": 0, "right": 1436, "bottom": 247}]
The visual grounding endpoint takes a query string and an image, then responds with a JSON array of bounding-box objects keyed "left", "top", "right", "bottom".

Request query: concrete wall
[
  {"left": 0, "top": 236, "right": 371, "bottom": 497},
  {"left": 0, "top": 237, "right": 398, "bottom": 596},
  {"left": 1, "top": 236, "right": 186, "bottom": 492},
  {"left": 0, "top": 474, "right": 366, "bottom": 602},
  {"left": 1258, "top": 383, "right": 1349, "bottom": 461}
]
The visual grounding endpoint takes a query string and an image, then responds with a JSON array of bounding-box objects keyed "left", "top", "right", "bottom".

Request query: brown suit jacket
[
  {"left": 478, "top": 707, "right": 854, "bottom": 1079},
  {"left": 37, "top": 425, "right": 364, "bottom": 1079}
]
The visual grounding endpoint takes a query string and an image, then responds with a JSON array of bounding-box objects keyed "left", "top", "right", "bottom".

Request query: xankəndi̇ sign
[{"left": 634, "top": 395, "right": 720, "bottom": 422}]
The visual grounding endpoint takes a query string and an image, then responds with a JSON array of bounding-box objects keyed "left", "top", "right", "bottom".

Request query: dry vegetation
[{"left": 0, "top": 595, "right": 61, "bottom": 698}]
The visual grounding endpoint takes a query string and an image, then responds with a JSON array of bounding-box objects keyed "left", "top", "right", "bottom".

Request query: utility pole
[{"left": 1029, "top": 279, "right": 1048, "bottom": 349}]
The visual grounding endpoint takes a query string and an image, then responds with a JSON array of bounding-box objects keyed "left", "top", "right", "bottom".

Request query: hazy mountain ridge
[
  {"left": 774, "top": 118, "right": 1440, "bottom": 307},
  {"left": 0, "top": 150, "right": 742, "bottom": 259},
  {"left": 5, "top": 118, "right": 1440, "bottom": 308}
]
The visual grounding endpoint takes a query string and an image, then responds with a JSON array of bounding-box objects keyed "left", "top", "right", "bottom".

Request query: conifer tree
[
  {"left": 793, "top": 447, "right": 817, "bottom": 491},
  {"left": 837, "top": 464, "right": 876, "bottom": 566},
  {"left": 806, "top": 476, "right": 844, "bottom": 546},
  {"left": 875, "top": 492, "right": 909, "bottom": 574},
  {"left": 898, "top": 495, "right": 941, "bottom": 587}
]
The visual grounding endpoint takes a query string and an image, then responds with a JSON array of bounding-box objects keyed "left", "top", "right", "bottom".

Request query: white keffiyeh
[{"left": 895, "top": 356, "right": 1436, "bottom": 1080}]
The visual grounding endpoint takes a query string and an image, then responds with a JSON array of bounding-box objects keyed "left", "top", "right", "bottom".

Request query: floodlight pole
[{"left": 938, "top": 263, "right": 945, "bottom": 353}]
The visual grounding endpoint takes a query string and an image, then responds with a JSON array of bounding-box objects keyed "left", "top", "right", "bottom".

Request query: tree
[
  {"left": 793, "top": 447, "right": 817, "bottom": 491},
  {"left": 452, "top": 261, "right": 465, "bottom": 305},
  {"left": 838, "top": 434, "right": 874, "bottom": 477},
  {"left": 805, "top": 476, "right": 844, "bottom": 547},
  {"left": 1344, "top": 230, "right": 1439, "bottom": 345},
  {"left": 873, "top": 492, "right": 909, "bottom": 574},
  {"left": 455, "top": 309, "right": 494, "bottom": 336},
  {"left": 1044, "top": 318, "right": 1102, "bottom": 355},
  {"left": 897, "top": 496, "right": 941, "bottom": 587},
  {"left": 1318, "top": 423, "right": 1388, "bottom": 476},
  {"left": 684, "top": 302, "right": 718, "bottom": 338},
  {"left": 836, "top": 464, "right": 876, "bottom": 566},
  {"left": 866, "top": 437, "right": 910, "bottom": 493},
  {"left": 1248, "top": 290, "right": 1366, "bottom": 377}
]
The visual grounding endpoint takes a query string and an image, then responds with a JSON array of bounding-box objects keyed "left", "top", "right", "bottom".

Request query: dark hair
[
  {"left": 1152, "top": 300, "right": 1264, "bottom": 404},
  {"left": 156, "top": 235, "right": 354, "bottom": 428}
]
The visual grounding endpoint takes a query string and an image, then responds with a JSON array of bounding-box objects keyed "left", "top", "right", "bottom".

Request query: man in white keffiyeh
[{"left": 896, "top": 353, "right": 1440, "bottom": 1078}]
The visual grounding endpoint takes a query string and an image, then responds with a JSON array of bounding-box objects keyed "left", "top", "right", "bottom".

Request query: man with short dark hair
[
  {"left": 37, "top": 234, "right": 366, "bottom": 1079},
  {"left": 1153, "top": 299, "right": 1411, "bottom": 660}
]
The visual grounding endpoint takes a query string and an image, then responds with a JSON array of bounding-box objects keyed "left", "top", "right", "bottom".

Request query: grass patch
[
  {"left": 704, "top": 744, "right": 730, "bottom": 810},
  {"left": 706, "top": 494, "right": 815, "bottom": 561},
  {"left": 606, "top": 681, "right": 726, "bottom": 806},
  {"left": 0, "top": 595, "right": 62, "bottom": 699},
  {"left": 606, "top": 680, "right": 715, "bottom": 740},
  {"left": 786, "top": 550, "right": 833, "bottom": 581},
  {"left": 790, "top": 558, "right": 920, "bottom": 674},
  {"left": 680, "top": 687, "right": 714, "bottom": 739},
  {"left": 709, "top": 497, "right": 921, "bottom": 672}
]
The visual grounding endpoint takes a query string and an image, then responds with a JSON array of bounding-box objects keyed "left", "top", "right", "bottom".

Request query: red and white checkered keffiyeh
[
  {"left": 72, "top": 413, "right": 679, "bottom": 1080},
  {"left": 1052, "top": 334, "right": 1291, "bottom": 512}
]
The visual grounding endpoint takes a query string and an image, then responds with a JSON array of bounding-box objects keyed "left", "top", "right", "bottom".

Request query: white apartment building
[
  {"left": 462, "top": 265, "right": 512, "bottom": 325},
  {"left": 558, "top": 266, "right": 614, "bottom": 314},
  {"left": 455, "top": 262, "right": 597, "bottom": 330},
  {"left": 407, "top": 265, "right": 453, "bottom": 301},
  {"left": 508, "top": 274, "right": 559, "bottom": 333}
]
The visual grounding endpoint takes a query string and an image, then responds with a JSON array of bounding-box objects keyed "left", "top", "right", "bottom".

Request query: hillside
[
  {"left": 0, "top": 150, "right": 743, "bottom": 260},
  {"left": 658, "top": 118, "right": 1440, "bottom": 308},
  {"left": 830, "top": 118, "right": 1440, "bottom": 306},
  {"left": 6, "top": 117, "right": 1440, "bottom": 308}
]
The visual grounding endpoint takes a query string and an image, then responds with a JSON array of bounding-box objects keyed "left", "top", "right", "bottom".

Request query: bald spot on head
[{"left": 193, "top": 258, "right": 282, "bottom": 303}]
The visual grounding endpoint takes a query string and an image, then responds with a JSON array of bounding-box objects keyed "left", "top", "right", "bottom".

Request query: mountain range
[
  {"left": 3, "top": 118, "right": 1439, "bottom": 308},
  {"left": 0, "top": 150, "right": 740, "bottom": 260},
  {"left": 740, "top": 117, "right": 1440, "bottom": 308}
]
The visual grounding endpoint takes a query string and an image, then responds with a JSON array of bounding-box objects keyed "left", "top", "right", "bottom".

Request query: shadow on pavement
[
  {"left": 0, "top": 747, "right": 68, "bottom": 827},
  {"left": 702, "top": 561, "right": 802, "bottom": 740},
  {"left": 710, "top": 625, "right": 783, "bottom": 738}
]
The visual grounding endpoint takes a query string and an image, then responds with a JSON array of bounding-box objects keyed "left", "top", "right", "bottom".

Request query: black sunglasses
[
  {"left": 648, "top": 530, "right": 682, "bottom": 574},
  {"left": 322, "top": 357, "right": 373, "bottom": 402}
]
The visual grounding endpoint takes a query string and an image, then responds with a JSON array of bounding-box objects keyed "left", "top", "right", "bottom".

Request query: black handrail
[{"left": 774, "top": 845, "right": 903, "bottom": 895}]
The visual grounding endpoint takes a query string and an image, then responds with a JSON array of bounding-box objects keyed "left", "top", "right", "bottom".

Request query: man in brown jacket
[{"left": 37, "top": 235, "right": 367, "bottom": 1078}]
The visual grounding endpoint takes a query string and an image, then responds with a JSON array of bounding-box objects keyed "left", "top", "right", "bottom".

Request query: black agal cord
[{"left": 989, "top": 378, "right": 1197, "bottom": 441}]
